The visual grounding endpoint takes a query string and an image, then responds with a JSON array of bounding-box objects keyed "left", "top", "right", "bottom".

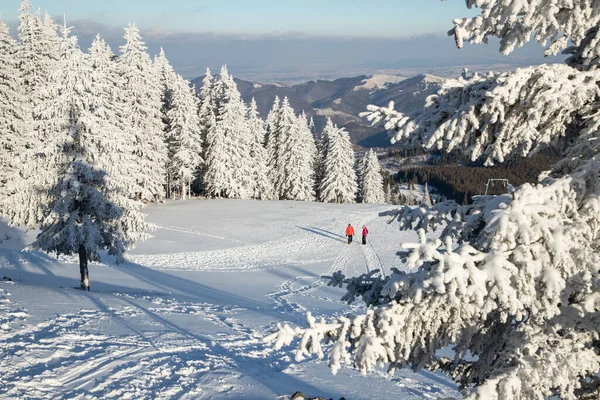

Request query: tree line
[{"left": 0, "top": 1, "right": 384, "bottom": 289}]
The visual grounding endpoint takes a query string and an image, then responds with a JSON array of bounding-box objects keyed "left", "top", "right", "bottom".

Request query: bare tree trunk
[
  {"left": 181, "top": 174, "right": 185, "bottom": 200},
  {"left": 166, "top": 172, "right": 171, "bottom": 199},
  {"left": 78, "top": 244, "right": 90, "bottom": 291}
]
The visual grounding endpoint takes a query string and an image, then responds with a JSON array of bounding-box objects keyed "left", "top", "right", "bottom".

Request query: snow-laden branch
[
  {"left": 267, "top": 154, "right": 600, "bottom": 397},
  {"left": 362, "top": 64, "right": 600, "bottom": 165},
  {"left": 446, "top": 0, "right": 600, "bottom": 56}
]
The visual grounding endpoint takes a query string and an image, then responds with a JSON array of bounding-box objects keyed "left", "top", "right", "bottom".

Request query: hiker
[
  {"left": 362, "top": 225, "right": 368, "bottom": 245},
  {"left": 345, "top": 224, "right": 354, "bottom": 244}
]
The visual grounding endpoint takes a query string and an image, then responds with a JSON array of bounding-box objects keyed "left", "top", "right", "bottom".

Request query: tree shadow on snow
[{"left": 295, "top": 226, "right": 345, "bottom": 243}]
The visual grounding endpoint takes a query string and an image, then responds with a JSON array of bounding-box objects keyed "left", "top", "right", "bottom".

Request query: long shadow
[
  {"left": 296, "top": 226, "right": 345, "bottom": 243},
  {"left": 109, "top": 261, "right": 294, "bottom": 321},
  {"left": 116, "top": 295, "right": 336, "bottom": 399},
  {"left": 309, "top": 226, "right": 345, "bottom": 239}
]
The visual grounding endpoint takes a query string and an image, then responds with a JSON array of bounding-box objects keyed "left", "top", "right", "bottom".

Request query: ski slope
[{"left": 0, "top": 199, "right": 458, "bottom": 399}]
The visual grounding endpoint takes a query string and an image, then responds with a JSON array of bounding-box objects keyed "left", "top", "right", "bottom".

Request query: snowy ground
[{"left": 0, "top": 199, "right": 458, "bottom": 399}]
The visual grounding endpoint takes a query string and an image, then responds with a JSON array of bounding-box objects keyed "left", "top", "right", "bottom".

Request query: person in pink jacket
[{"left": 362, "top": 225, "right": 368, "bottom": 245}]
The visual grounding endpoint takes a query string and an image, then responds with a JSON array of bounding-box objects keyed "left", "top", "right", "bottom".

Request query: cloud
[{"left": 4, "top": 17, "right": 565, "bottom": 83}]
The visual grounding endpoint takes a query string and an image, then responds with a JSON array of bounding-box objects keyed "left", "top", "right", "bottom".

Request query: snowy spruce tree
[
  {"left": 267, "top": 2, "right": 600, "bottom": 399},
  {"left": 319, "top": 122, "right": 357, "bottom": 203},
  {"left": 204, "top": 66, "right": 253, "bottom": 199},
  {"left": 275, "top": 99, "right": 316, "bottom": 201},
  {"left": 359, "top": 149, "right": 384, "bottom": 204},
  {"left": 118, "top": 24, "right": 166, "bottom": 202},
  {"left": 313, "top": 119, "right": 336, "bottom": 200},
  {"left": 247, "top": 98, "right": 274, "bottom": 200},
  {"left": 167, "top": 75, "right": 203, "bottom": 199},
  {"left": 421, "top": 182, "right": 432, "bottom": 207},
  {"left": 0, "top": 18, "right": 25, "bottom": 191},
  {"left": 195, "top": 68, "right": 215, "bottom": 194},
  {"left": 3, "top": 22, "right": 148, "bottom": 291}
]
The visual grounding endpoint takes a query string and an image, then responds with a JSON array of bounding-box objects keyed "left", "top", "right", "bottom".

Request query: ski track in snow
[
  {"left": 127, "top": 227, "right": 337, "bottom": 272},
  {"left": 0, "top": 201, "right": 457, "bottom": 399}
]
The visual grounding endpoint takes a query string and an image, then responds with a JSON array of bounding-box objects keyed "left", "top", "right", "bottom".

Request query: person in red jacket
[
  {"left": 362, "top": 225, "right": 368, "bottom": 245},
  {"left": 345, "top": 224, "right": 355, "bottom": 244}
]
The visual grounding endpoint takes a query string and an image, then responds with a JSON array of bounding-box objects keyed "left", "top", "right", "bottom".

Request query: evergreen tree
[
  {"left": 277, "top": 113, "right": 316, "bottom": 201},
  {"left": 314, "top": 119, "right": 335, "bottom": 201},
  {"left": 195, "top": 68, "right": 215, "bottom": 194},
  {"left": 204, "top": 66, "right": 252, "bottom": 199},
  {"left": 360, "top": 149, "right": 385, "bottom": 204},
  {"left": 268, "top": 3, "right": 600, "bottom": 399},
  {"left": 118, "top": 23, "right": 166, "bottom": 202},
  {"left": 0, "top": 19, "right": 25, "bottom": 191},
  {"left": 421, "top": 182, "right": 432, "bottom": 207},
  {"left": 265, "top": 96, "right": 281, "bottom": 189},
  {"left": 154, "top": 48, "right": 179, "bottom": 197},
  {"left": 247, "top": 98, "right": 274, "bottom": 200},
  {"left": 320, "top": 123, "right": 357, "bottom": 203},
  {"left": 167, "top": 75, "right": 203, "bottom": 199},
  {"left": 3, "top": 22, "right": 148, "bottom": 290}
]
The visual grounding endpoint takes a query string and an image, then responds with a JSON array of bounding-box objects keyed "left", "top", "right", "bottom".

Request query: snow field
[{"left": 0, "top": 199, "right": 458, "bottom": 399}]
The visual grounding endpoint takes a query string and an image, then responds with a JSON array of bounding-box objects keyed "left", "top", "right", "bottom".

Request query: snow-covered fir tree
[
  {"left": 359, "top": 149, "right": 384, "bottom": 204},
  {"left": 421, "top": 182, "right": 432, "bottom": 207},
  {"left": 319, "top": 122, "right": 357, "bottom": 203},
  {"left": 194, "top": 68, "right": 215, "bottom": 194},
  {"left": 275, "top": 99, "right": 316, "bottom": 201},
  {"left": 167, "top": 75, "right": 203, "bottom": 199},
  {"left": 0, "top": 18, "right": 25, "bottom": 191},
  {"left": 267, "top": 3, "right": 600, "bottom": 399},
  {"left": 118, "top": 23, "right": 166, "bottom": 202},
  {"left": 3, "top": 22, "right": 148, "bottom": 290},
  {"left": 204, "top": 66, "right": 253, "bottom": 199},
  {"left": 247, "top": 98, "right": 274, "bottom": 200},
  {"left": 87, "top": 34, "right": 137, "bottom": 196},
  {"left": 154, "top": 48, "right": 200, "bottom": 198},
  {"left": 265, "top": 96, "right": 281, "bottom": 190},
  {"left": 314, "top": 119, "right": 335, "bottom": 197}
]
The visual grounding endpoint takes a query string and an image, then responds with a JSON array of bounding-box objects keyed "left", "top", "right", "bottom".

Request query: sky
[
  {"left": 2, "top": 0, "right": 478, "bottom": 38},
  {"left": 1, "top": 1, "right": 560, "bottom": 82}
]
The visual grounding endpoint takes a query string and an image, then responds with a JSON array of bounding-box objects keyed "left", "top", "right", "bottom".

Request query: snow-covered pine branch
[
  {"left": 268, "top": 3, "right": 600, "bottom": 399},
  {"left": 448, "top": 0, "right": 600, "bottom": 57},
  {"left": 362, "top": 64, "right": 600, "bottom": 165}
]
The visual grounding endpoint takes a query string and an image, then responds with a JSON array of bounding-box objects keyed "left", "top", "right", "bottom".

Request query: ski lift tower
[{"left": 484, "top": 179, "right": 510, "bottom": 196}]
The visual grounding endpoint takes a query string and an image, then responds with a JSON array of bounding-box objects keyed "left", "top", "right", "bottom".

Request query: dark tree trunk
[{"left": 78, "top": 244, "right": 90, "bottom": 291}]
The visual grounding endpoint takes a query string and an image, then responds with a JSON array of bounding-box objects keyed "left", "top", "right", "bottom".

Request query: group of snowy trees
[
  {"left": 268, "top": 1, "right": 600, "bottom": 399},
  {"left": 197, "top": 73, "right": 385, "bottom": 204},
  {"left": 0, "top": 1, "right": 386, "bottom": 289}
]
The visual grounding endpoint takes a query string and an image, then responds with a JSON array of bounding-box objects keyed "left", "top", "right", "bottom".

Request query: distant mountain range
[{"left": 191, "top": 73, "right": 446, "bottom": 147}]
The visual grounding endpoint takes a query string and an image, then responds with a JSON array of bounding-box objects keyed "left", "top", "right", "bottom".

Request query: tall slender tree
[
  {"left": 168, "top": 75, "right": 203, "bottom": 198},
  {"left": 320, "top": 123, "right": 357, "bottom": 203},
  {"left": 118, "top": 23, "right": 166, "bottom": 202},
  {"left": 0, "top": 19, "right": 25, "bottom": 192},
  {"left": 247, "top": 98, "right": 274, "bottom": 200},
  {"left": 359, "top": 149, "right": 384, "bottom": 204}
]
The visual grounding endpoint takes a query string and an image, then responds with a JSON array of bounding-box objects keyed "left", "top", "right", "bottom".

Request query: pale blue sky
[{"left": 1, "top": 0, "right": 477, "bottom": 37}]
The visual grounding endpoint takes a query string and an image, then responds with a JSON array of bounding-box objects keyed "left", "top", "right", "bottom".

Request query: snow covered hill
[
  {"left": 192, "top": 74, "right": 445, "bottom": 147},
  {"left": 0, "top": 199, "right": 457, "bottom": 399}
]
